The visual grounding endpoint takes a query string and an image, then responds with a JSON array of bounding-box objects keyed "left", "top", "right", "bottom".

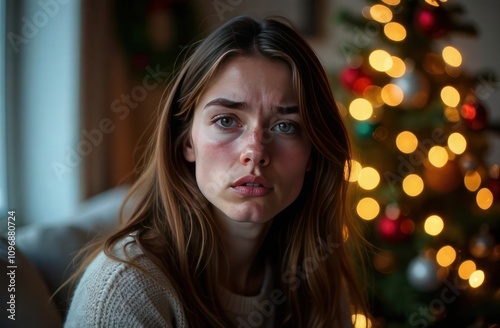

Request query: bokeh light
[
  {"left": 369, "top": 4, "right": 393, "bottom": 23},
  {"left": 444, "top": 107, "right": 460, "bottom": 122},
  {"left": 345, "top": 159, "right": 363, "bottom": 182},
  {"left": 458, "top": 260, "right": 476, "bottom": 280},
  {"left": 363, "top": 86, "right": 384, "bottom": 108},
  {"left": 396, "top": 131, "right": 418, "bottom": 154},
  {"left": 448, "top": 133, "right": 467, "bottom": 154},
  {"left": 356, "top": 197, "right": 380, "bottom": 221},
  {"left": 369, "top": 50, "right": 393, "bottom": 72},
  {"left": 349, "top": 98, "right": 373, "bottom": 121},
  {"left": 381, "top": 84, "right": 403, "bottom": 106},
  {"left": 428, "top": 146, "right": 449, "bottom": 168},
  {"left": 442, "top": 46, "right": 462, "bottom": 67},
  {"left": 386, "top": 56, "right": 406, "bottom": 78},
  {"left": 352, "top": 313, "right": 372, "bottom": 328},
  {"left": 358, "top": 167, "right": 381, "bottom": 190},
  {"left": 469, "top": 270, "right": 485, "bottom": 288},
  {"left": 464, "top": 171, "right": 481, "bottom": 192},
  {"left": 384, "top": 22, "right": 407, "bottom": 42},
  {"left": 385, "top": 203, "right": 401, "bottom": 220},
  {"left": 441, "top": 86, "right": 461, "bottom": 107},
  {"left": 424, "top": 215, "right": 444, "bottom": 236},
  {"left": 476, "top": 188, "right": 494, "bottom": 210},
  {"left": 402, "top": 174, "right": 424, "bottom": 196},
  {"left": 436, "top": 245, "right": 456, "bottom": 267},
  {"left": 382, "top": 0, "right": 400, "bottom": 5},
  {"left": 425, "top": 0, "right": 441, "bottom": 6}
]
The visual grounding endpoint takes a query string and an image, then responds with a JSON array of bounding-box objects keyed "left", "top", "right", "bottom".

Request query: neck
[{"left": 214, "top": 212, "right": 272, "bottom": 296}]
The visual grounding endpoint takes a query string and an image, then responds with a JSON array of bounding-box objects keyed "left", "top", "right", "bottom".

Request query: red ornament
[
  {"left": 461, "top": 101, "right": 488, "bottom": 131},
  {"left": 340, "top": 67, "right": 373, "bottom": 95},
  {"left": 377, "top": 214, "right": 415, "bottom": 244},
  {"left": 414, "top": 5, "right": 451, "bottom": 39}
]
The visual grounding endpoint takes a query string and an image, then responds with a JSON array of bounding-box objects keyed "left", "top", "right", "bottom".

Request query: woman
[{"left": 66, "top": 15, "right": 368, "bottom": 327}]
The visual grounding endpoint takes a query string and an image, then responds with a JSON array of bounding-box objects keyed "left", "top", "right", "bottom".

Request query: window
[{"left": 1, "top": 0, "right": 81, "bottom": 225}]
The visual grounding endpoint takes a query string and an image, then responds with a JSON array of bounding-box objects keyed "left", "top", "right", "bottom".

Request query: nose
[{"left": 240, "top": 129, "right": 270, "bottom": 166}]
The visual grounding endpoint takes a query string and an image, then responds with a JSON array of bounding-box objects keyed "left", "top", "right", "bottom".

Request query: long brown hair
[{"left": 74, "top": 16, "right": 368, "bottom": 327}]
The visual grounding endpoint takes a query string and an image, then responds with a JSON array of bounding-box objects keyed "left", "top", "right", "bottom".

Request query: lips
[
  {"left": 232, "top": 176, "right": 272, "bottom": 189},
  {"left": 231, "top": 175, "right": 273, "bottom": 197}
]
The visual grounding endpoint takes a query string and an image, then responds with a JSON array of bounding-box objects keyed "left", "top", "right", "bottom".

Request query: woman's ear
[{"left": 183, "top": 135, "right": 196, "bottom": 162}]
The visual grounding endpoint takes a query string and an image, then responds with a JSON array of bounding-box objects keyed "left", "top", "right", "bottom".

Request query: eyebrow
[
  {"left": 204, "top": 98, "right": 246, "bottom": 110},
  {"left": 204, "top": 97, "right": 299, "bottom": 115}
]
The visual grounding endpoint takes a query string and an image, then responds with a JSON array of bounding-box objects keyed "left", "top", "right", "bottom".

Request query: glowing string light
[
  {"left": 369, "top": 50, "right": 393, "bottom": 72},
  {"left": 476, "top": 188, "right": 494, "bottom": 210},
  {"left": 356, "top": 197, "right": 380, "bottom": 221},
  {"left": 458, "top": 260, "right": 476, "bottom": 280},
  {"left": 447, "top": 133, "right": 467, "bottom": 154},
  {"left": 424, "top": 215, "right": 444, "bottom": 236},
  {"left": 396, "top": 131, "right": 418, "bottom": 154},
  {"left": 464, "top": 171, "right": 481, "bottom": 192},
  {"left": 384, "top": 22, "right": 407, "bottom": 42},
  {"left": 370, "top": 4, "right": 393, "bottom": 23},
  {"left": 436, "top": 245, "right": 456, "bottom": 267},
  {"left": 442, "top": 46, "right": 462, "bottom": 67},
  {"left": 469, "top": 270, "right": 485, "bottom": 288},
  {"left": 441, "top": 86, "right": 460, "bottom": 107},
  {"left": 402, "top": 174, "right": 424, "bottom": 196},
  {"left": 358, "top": 167, "right": 381, "bottom": 190}
]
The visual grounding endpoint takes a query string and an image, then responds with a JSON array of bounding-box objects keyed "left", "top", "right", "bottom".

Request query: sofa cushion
[
  {"left": 13, "top": 186, "right": 129, "bottom": 319},
  {"left": 0, "top": 237, "right": 63, "bottom": 328}
]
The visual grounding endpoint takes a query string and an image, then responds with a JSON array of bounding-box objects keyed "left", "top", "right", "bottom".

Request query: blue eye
[{"left": 272, "top": 122, "right": 297, "bottom": 134}]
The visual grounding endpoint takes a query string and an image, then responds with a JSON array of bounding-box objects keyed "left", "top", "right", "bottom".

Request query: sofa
[{"left": 0, "top": 186, "right": 128, "bottom": 328}]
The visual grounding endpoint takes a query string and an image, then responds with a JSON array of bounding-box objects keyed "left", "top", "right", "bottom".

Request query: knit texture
[
  {"left": 65, "top": 237, "right": 186, "bottom": 327},
  {"left": 65, "top": 237, "right": 351, "bottom": 327}
]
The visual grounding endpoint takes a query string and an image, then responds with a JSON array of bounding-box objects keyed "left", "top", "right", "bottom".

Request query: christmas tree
[{"left": 334, "top": 0, "right": 500, "bottom": 327}]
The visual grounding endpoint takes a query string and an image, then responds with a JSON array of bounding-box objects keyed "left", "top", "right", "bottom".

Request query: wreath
[{"left": 115, "top": 0, "right": 199, "bottom": 77}]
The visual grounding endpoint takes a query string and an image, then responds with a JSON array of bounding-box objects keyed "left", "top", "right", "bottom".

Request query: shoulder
[{"left": 65, "top": 236, "right": 186, "bottom": 328}]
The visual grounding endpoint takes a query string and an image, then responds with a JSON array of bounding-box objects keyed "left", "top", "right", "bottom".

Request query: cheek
[
  {"left": 197, "top": 137, "right": 236, "bottom": 164},
  {"left": 193, "top": 137, "right": 237, "bottom": 188},
  {"left": 274, "top": 141, "right": 312, "bottom": 171}
]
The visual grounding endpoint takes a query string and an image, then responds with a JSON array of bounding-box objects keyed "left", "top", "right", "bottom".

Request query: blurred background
[{"left": 1, "top": 0, "right": 500, "bottom": 326}]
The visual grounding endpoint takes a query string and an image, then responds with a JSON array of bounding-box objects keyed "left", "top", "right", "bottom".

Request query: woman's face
[{"left": 184, "top": 55, "right": 312, "bottom": 224}]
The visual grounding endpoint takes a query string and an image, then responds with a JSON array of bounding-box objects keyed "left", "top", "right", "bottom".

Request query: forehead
[{"left": 198, "top": 55, "right": 296, "bottom": 104}]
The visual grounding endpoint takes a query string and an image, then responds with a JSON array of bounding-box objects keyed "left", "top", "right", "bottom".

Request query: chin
[{"left": 222, "top": 208, "right": 275, "bottom": 224}]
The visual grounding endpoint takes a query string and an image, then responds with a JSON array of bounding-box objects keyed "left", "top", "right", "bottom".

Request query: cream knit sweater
[
  {"left": 65, "top": 237, "right": 187, "bottom": 327},
  {"left": 65, "top": 237, "right": 275, "bottom": 327}
]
